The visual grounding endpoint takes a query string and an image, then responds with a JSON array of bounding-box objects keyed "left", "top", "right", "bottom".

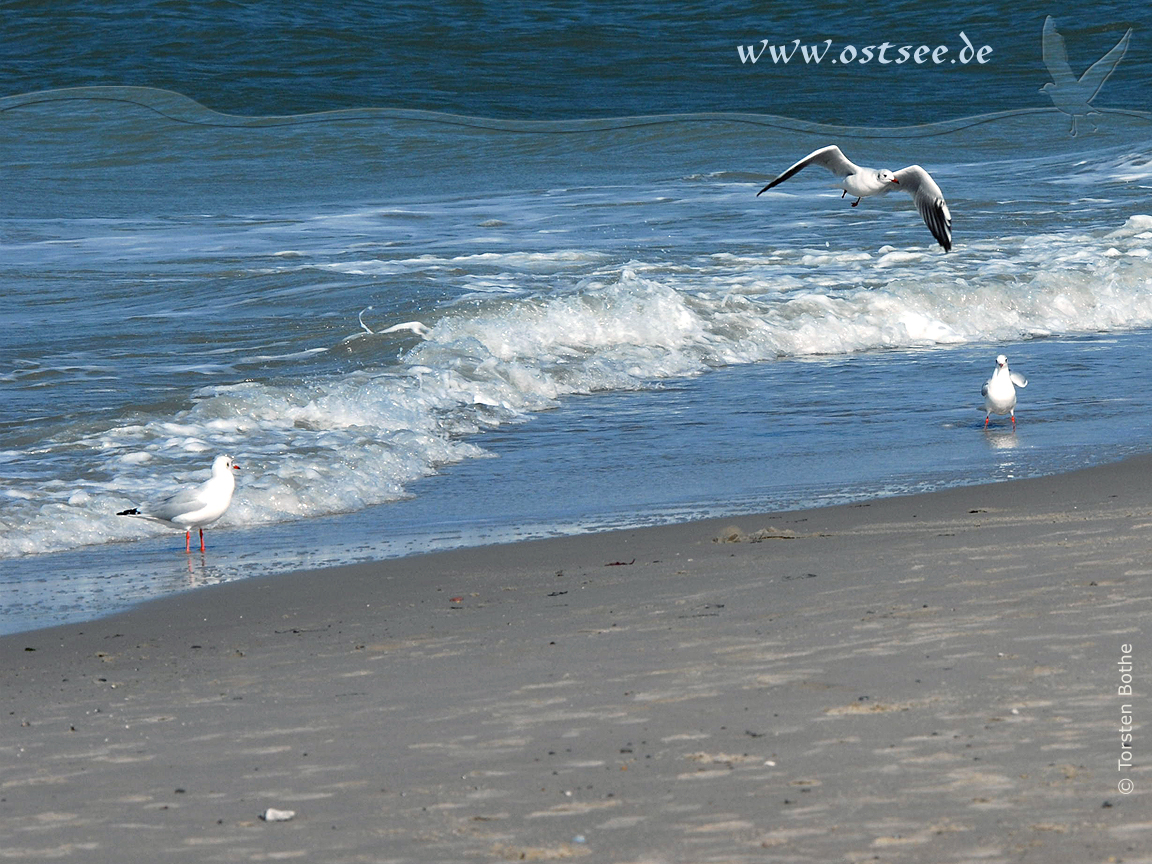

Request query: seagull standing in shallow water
[
  {"left": 757, "top": 144, "right": 952, "bottom": 252},
  {"left": 981, "top": 355, "right": 1028, "bottom": 428},
  {"left": 118, "top": 455, "right": 240, "bottom": 553}
]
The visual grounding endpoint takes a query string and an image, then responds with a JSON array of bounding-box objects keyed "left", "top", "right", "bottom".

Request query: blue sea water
[{"left": 3, "top": 2, "right": 1152, "bottom": 633}]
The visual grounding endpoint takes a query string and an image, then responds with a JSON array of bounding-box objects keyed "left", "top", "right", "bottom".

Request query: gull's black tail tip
[{"left": 117, "top": 508, "right": 139, "bottom": 516}]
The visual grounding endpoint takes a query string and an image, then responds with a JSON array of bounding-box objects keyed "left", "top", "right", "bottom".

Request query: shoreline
[
  {"left": 11, "top": 324, "right": 1152, "bottom": 639},
  {"left": 4, "top": 435, "right": 1146, "bottom": 641},
  {"left": 13, "top": 326, "right": 1152, "bottom": 639},
  {"left": 4, "top": 454, "right": 1150, "bottom": 861}
]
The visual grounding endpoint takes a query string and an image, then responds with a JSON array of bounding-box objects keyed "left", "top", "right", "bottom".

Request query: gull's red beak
[{"left": 890, "top": 178, "right": 899, "bottom": 184}]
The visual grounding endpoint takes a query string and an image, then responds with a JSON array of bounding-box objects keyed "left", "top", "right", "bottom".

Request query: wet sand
[{"left": 3, "top": 456, "right": 1150, "bottom": 862}]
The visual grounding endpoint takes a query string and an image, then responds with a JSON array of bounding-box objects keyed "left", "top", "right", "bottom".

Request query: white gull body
[
  {"left": 981, "top": 355, "right": 1028, "bottom": 428},
  {"left": 757, "top": 144, "right": 952, "bottom": 251},
  {"left": 118, "top": 455, "right": 240, "bottom": 552}
]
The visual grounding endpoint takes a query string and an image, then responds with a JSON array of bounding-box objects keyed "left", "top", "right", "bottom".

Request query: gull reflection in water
[{"left": 984, "top": 428, "right": 1020, "bottom": 451}]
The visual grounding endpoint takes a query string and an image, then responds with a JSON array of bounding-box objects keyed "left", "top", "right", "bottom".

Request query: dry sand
[{"left": 3, "top": 456, "right": 1151, "bottom": 862}]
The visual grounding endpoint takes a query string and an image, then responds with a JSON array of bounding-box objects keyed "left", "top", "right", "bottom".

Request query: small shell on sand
[{"left": 261, "top": 808, "right": 296, "bottom": 822}]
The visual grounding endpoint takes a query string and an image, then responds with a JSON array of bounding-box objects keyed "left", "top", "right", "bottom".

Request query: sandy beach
[{"left": 3, "top": 456, "right": 1150, "bottom": 863}]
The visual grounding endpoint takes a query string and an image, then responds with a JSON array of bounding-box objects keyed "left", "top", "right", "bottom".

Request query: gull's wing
[
  {"left": 758, "top": 145, "right": 858, "bottom": 195},
  {"left": 1041, "top": 16, "right": 1076, "bottom": 85},
  {"left": 149, "top": 484, "right": 210, "bottom": 521},
  {"left": 1077, "top": 27, "right": 1131, "bottom": 101},
  {"left": 1009, "top": 372, "right": 1028, "bottom": 388},
  {"left": 380, "top": 321, "right": 431, "bottom": 337},
  {"left": 981, "top": 380, "right": 991, "bottom": 398},
  {"left": 891, "top": 165, "right": 946, "bottom": 203},
  {"left": 892, "top": 165, "right": 952, "bottom": 252}
]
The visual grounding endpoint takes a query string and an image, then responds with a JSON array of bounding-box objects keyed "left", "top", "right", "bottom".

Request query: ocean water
[{"left": 3, "top": 3, "right": 1152, "bottom": 634}]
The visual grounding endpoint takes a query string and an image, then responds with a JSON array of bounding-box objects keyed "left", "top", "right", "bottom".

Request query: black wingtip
[
  {"left": 117, "top": 508, "right": 139, "bottom": 516},
  {"left": 756, "top": 182, "right": 773, "bottom": 197}
]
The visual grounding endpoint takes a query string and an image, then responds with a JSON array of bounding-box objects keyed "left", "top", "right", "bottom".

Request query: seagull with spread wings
[{"left": 757, "top": 145, "right": 952, "bottom": 252}]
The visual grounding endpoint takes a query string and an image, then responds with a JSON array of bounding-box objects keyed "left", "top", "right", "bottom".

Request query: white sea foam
[
  {"left": 1108, "top": 214, "right": 1152, "bottom": 237},
  {"left": 1062, "top": 154, "right": 1152, "bottom": 185},
  {"left": 299, "top": 249, "right": 610, "bottom": 278},
  {"left": 3, "top": 216, "right": 1152, "bottom": 558}
]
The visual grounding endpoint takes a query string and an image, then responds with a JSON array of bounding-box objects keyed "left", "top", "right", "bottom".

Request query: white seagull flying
[
  {"left": 118, "top": 454, "right": 240, "bottom": 552},
  {"left": 981, "top": 355, "right": 1028, "bottom": 428},
  {"left": 757, "top": 145, "right": 952, "bottom": 252}
]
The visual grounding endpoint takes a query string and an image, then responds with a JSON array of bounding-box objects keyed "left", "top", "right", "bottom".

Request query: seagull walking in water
[
  {"left": 757, "top": 145, "right": 952, "bottom": 251},
  {"left": 118, "top": 455, "right": 240, "bottom": 552},
  {"left": 981, "top": 355, "right": 1028, "bottom": 428},
  {"left": 1040, "top": 16, "right": 1131, "bottom": 137}
]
